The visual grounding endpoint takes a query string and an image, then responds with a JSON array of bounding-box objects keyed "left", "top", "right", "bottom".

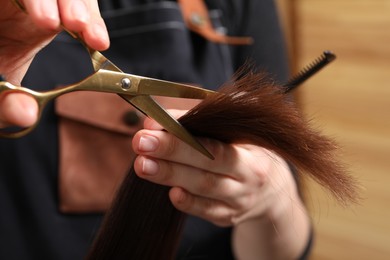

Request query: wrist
[
  {"left": 264, "top": 162, "right": 312, "bottom": 259},
  {"left": 264, "top": 155, "right": 301, "bottom": 220},
  {"left": 232, "top": 154, "right": 311, "bottom": 259}
]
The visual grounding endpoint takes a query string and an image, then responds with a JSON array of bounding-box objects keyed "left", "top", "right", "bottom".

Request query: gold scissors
[{"left": 0, "top": 0, "right": 216, "bottom": 159}]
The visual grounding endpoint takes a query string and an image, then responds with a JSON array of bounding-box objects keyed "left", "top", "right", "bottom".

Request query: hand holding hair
[{"left": 87, "top": 69, "right": 359, "bottom": 259}]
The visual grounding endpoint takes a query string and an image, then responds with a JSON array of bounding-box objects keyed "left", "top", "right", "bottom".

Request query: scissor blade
[
  {"left": 121, "top": 94, "right": 214, "bottom": 159},
  {"left": 137, "top": 78, "right": 216, "bottom": 99},
  {"left": 88, "top": 49, "right": 123, "bottom": 72}
]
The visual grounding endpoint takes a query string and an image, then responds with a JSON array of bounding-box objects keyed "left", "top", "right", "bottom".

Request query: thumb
[{"left": 0, "top": 93, "right": 38, "bottom": 128}]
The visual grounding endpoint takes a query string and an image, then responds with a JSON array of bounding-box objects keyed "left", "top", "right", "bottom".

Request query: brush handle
[{"left": 284, "top": 51, "right": 336, "bottom": 92}]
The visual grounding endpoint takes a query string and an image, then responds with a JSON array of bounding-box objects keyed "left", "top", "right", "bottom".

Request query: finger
[
  {"left": 0, "top": 92, "right": 38, "bottom": 127},
  {"left": 58, "top": 0, "right": 110, "bottom": 50},
  {"left": 132, "top": 129, "right": 247, "bottom": 179},
  {"left": 81, "top": 14, "right": 110, "bottom": 50},
  {"left": 133, "top": 155, "right": 244, "bottom": 205},
  {"left": 169, "top": 187, "right": 236, "bottom": 227},
  {"left": 58, "top": 0, "right": 90, "bottom": 30},
  {"left": 23, "top": 0, "right": 61, "bottom": 31}
]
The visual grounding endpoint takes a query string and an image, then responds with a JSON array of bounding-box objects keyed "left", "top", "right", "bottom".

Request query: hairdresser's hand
[
  {"left": 133, "top": 125, "right": 295, "bottom": 226},
  {"left": 132, "top": 110, "right": 311, "bottom": 259},
  {"left": 0, "top": 0, "right": 109, "bottom": 128},
  {"left": 0, "top": 0, "right": 109, "bottom": 84}
]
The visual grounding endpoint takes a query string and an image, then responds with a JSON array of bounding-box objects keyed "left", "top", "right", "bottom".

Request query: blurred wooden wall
[{"left": 277, "top": 0, "right": 390, "bottom": 259}]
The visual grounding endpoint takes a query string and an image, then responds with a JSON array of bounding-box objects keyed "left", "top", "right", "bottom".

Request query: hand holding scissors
[{"left": 0, "top": 0, "right": 216, "bottom": 159}]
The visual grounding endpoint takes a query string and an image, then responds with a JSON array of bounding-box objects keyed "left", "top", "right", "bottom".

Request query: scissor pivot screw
[{"left": 121, "top": 78, "right": 132, "bottom": 89}]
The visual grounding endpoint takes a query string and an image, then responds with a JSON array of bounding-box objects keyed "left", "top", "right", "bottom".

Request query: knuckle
[
  {"left": 158, "top": 161, "right": 175, "bottom": 184},
  {"left": 253, "top": 169, "right": 267, "bottom": 187},
  {"left": 202, "top": 201, "right": 234, "bottom": 227},
  {"left": 230, "top": 214, "right": 242, "bottom": 226},
  {"left": 198, "top": 171, "right": 218, "bottom": 194},
  {"left": 211, "top": 213, "right": 234, "bottom": 227},
  {"left": 164, "top": 133, "right": 179, "bottom": 157}
]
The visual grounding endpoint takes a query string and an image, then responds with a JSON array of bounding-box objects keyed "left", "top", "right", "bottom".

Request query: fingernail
[
  {"left": 142, "top": 158, "right": 159, "bottom": 175},
  {"left": 71, "top": 0, "right": 90, "bottom": 22},
  {"left": 139, "top": 135, "right": 159, "bottom": 152}
]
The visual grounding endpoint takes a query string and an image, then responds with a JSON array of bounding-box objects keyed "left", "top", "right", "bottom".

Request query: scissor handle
[
  {"left": 0, "top": 70, "right": 138, "bottom": 138},
  {"left": 0, "top": 81, "right": 52, "bottom": 138}
]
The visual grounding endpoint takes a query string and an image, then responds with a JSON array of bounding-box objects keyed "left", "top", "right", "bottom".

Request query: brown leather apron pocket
[{"left": 55, "top": 91, "right": 143, "bottom": 213}]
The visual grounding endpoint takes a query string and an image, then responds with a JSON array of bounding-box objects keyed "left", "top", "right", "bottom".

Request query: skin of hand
[
  {"left": 132, "top": 110, "right": 311, "bottom": 259},
  {"left": 0, "top": 0, "right": 110, "bottom": 128}
]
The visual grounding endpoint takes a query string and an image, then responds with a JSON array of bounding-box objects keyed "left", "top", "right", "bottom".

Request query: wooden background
[
  {"left": 277, "top": 0, "right": 390, "bottom": 259},
  {"left": 4, "top": 1, "right": 389, "bottom": 259}
]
